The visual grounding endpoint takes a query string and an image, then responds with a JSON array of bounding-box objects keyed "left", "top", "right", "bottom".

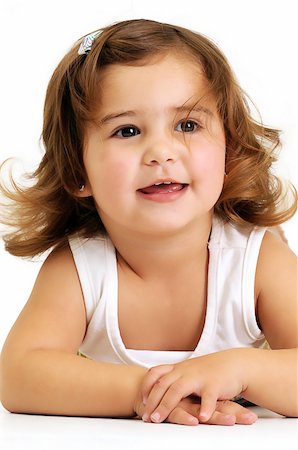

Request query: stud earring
[{"left": 79, "top": 184, "right": 85, "bottom": 192}]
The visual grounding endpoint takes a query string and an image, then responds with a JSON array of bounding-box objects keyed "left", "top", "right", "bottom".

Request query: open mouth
[{"left": 138, "top": 182, "right": 188, "bottom": 195}]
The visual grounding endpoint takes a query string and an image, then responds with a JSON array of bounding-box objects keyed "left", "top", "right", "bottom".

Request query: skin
[{"left": 0, "top": 53, "right": 297, "bottom": 426}]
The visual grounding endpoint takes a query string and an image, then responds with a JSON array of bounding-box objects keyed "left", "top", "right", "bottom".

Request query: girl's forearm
[
  {"left": 241, "top": 348, "right": 298, "bottom": 417},
  {"left": 0, "top": 349, "right": 147, "bottom": 417}
]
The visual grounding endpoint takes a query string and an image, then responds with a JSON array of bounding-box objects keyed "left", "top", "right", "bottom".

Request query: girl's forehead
[
  {"left": 99, "top": 52, "right": 204, "bottom": 82},
  {"left": 96, "top": 53, "right": 215, "bottom": 112}
]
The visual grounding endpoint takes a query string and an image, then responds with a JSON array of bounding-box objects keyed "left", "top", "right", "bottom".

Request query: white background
[{"left": 0, "top": 0, "right": 297, "bottom": 348}]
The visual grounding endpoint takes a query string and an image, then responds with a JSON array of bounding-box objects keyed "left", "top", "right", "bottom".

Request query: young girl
[{"left": 0, "top": 19, "right": 297, "bottom": 427}]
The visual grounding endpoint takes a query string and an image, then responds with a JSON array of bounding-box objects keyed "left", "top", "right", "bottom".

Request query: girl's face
[{"left": 82, "top": 53, "right": 226, "bottom": 238}]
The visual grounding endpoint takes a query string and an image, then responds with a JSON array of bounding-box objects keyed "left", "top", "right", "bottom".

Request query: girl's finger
[
  {"left": 166, "top": 400, "right": 235, "bottom": 426},
  {"left": 166, "top": 406, "right": 199, "bottom": 426},
  {"left": 176, "top": 399, "right": 235, "bottom": 426},
  {"left": 142, "top": 371, "right": 182, "bottom": 422},
  {"left": 205, "top": 410, "right": 236, "bottom": 426},
  {"left": 198, "top": 391, "right": 218, "bottom": 422},
  {"left": 146, "top": 379, "right": 195, "bottom": 423},
  {"left": 216, "top": 400, "right": 258, "bottom": 425},
  {"left": 142, "top": 365, "right": 174, "bottom": 405}
]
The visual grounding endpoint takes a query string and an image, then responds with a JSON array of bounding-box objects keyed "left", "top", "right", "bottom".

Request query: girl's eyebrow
[
  {"left": 176, "top": 105, "right": 213, "bottom": 117},
  {"left": 99, "top": 110, "right": 137, "bottom": 125},
  {"left": 99, "top": 105, "right": 213, "bottom": 125}
]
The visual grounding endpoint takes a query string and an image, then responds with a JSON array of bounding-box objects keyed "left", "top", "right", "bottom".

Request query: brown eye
[
  {"left": 176, "top": 120, "right": 198, "bottom": 132},
  {"left": 115, "top": 126, "right": 140, "bottom": 138}
]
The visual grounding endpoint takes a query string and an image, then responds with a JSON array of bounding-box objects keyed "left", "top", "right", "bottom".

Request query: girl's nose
[{"left": 142, "top": 142, "right": 178, "bottom": 166}]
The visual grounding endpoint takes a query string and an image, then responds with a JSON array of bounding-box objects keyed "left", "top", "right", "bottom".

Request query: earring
[{"left": 79, "top": 184, "right": 85, "bottom": 192}]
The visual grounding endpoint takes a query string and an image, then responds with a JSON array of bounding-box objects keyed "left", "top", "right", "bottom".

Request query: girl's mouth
[
  {"left": 138, "top": 182, "right": 187, "bottom": 194},
  {"left": 137, "top": 182, "right": 188, "bottom": 202}
]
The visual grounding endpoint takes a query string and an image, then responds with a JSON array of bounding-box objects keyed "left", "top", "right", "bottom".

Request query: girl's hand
[
  {"left": 172, "top": 398, "right": 258, "bottom": 426},
  {"left": 134, "top": 393, "right": 257, "bottom": 426},
  {"left": 141, "top": 349, "right": 249, "bottom": 424}
]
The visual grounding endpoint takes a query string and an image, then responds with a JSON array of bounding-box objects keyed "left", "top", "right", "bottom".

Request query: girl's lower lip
[{"left": 137, "top": 185, "right": 188, "bottom": 203}]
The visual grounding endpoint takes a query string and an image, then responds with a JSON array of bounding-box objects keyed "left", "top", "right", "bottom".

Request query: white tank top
[{"left": 69, "top": 216, "right": 266, "bottom": 368}]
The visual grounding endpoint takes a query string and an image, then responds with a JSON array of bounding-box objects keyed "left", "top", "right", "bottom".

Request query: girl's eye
[
  {"left": 114, "top": 126, "right": 140, "bottom": 138},
  {"left": 176, "top": 120, "right": 199, "bottom": 133}
]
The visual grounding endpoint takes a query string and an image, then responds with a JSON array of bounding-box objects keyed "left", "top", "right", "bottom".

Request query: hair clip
[{"left": 78, "top": 31, "right": 101, "bottom": 55}]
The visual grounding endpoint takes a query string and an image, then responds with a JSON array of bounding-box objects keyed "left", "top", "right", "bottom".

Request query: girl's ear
[{"left": 75, "top": 182, "right": 92, "bottom": 198}]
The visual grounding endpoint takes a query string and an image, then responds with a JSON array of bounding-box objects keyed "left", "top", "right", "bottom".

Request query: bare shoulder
[
  {"left": 32, "top": 243, "right": 84, "bottom": 310},
  {"left": 256, "top": 230, "right": 298, "bottom": 349},
  {"left": 1, "top": 244, "right": 86, "bottom": 356},
  {"left": 41, "top": 243, "right": 79, "bottom": 281}
]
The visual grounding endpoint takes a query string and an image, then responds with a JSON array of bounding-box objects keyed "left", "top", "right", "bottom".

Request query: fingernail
[
  {"left": 151, "top": 412, "right": 161, "bottom": 423},
  {"left": 189, "top": 416, "right": 199, "bottom": 425},
  {"left": 142, "top": 413, "right": 149, "bottom": 422},
  {"left": 243, "top": 413, "right": 257, "bottom": 422}
]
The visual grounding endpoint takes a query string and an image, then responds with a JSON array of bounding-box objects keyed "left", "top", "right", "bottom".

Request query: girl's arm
[
  {"left": 0, "top": 246, "right": 147, "bottom": 416},
  {"left": 243, "top": 230, "right": 298, "bottom": 414},
  {"left": 240, "top": 348, "right": 297, "bottom": 416},
  {"left": 140, "top": 231, "right": 298, "bottom": 422}
]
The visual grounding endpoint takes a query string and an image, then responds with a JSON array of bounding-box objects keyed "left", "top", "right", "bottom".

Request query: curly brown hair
[{"left": 0, "top": 19, "right": 296, "bottom": 257}]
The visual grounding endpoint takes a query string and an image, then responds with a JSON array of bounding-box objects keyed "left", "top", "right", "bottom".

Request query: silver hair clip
[{"left": 78, "top": 31, "right": 101, "bottom": 55}]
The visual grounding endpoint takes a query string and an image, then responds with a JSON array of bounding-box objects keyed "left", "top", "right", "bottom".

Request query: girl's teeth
[{"left": 154, "top": 182, "right": 172, "bottom": 185}]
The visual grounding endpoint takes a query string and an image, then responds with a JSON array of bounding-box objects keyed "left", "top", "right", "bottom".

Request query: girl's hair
[{"left": 0, "top": 19, "right": 296, "bottom": 257}]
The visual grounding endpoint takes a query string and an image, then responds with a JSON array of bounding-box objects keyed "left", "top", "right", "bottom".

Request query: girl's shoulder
[
  {"left": 255, "top": 229, "right": 297, "bottom": 348},
  {"left": 256, "top": 228, "right": 297, "bottom": 280}
]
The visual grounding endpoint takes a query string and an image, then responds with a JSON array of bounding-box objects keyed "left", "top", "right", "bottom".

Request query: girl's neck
[{"left": 107, "top": 216, "right": 212, "bottom": 281}]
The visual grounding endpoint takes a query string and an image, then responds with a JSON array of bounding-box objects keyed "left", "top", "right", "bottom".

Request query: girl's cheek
[{"left": 190, "top": 151, "right": 224, "bottom": 177}]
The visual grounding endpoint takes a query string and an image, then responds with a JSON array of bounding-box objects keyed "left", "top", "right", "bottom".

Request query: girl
[{"left": 0, "top": 19, "right": 297, "bottom": 426}]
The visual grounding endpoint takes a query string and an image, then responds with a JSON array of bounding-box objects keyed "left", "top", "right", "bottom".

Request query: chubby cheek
[
  {"left": 190, "top": 142, "right": 225, "bottom": 194},
  {"left": 104, "top": 160, "right": 131, "bottom": 191},
  {"left": 87, "top": 156, "right": 134, "bottom": 208},
  {"left": 83, "top": 132, "right": 135, "bottom": 199}
]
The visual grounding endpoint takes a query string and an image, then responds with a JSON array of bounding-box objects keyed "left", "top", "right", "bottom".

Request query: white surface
[{"left": 0, "top": 404, "right": 297, "bottom": 450}]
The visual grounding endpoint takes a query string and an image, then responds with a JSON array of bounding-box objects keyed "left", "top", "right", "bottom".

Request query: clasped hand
[{"left": 135, "top": 349, "right": 254, "bottom": 426}]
